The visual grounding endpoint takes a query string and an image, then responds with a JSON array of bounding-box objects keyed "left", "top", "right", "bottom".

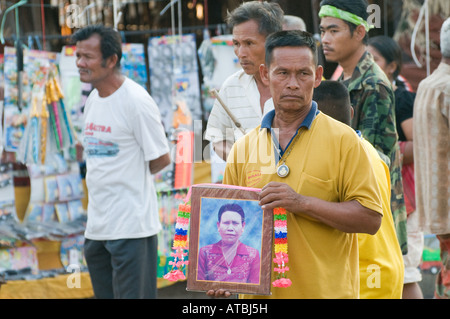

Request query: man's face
[
  {"left": 217, "top": 211, "right": 245, "bottom": 245},
  {"left": 232, "top": 19, "right": 267, "bottom": 76},
  {"left": 75, "top": 34, "right": 113, "bottom": 85},
  {"left": 319, "top": 16, "right": 359, "bottom": 63},
  {"left": 261, "top": 46, "right": 322, "bottom": 112}
]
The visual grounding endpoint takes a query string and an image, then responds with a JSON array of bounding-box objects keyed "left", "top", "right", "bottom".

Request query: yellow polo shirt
[
  {"left": 223, "top": 105, "right": 383, "bottom": 299},
  {"left": 358, "top": 137, "right": 404, "bottom": 299}
]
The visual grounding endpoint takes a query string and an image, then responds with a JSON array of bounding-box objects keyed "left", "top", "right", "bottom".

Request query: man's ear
[
  {"left": 260, "top": 63, "right": 269, "bottom": 86},
  {"left": 354, "top": 24, "right": 366, "bottom": 42},
  {"left": 105, "top": 54, "right": 119, "bottom": 69},
  {"left": 314, "top": 65, "right": 324, "bottom": 88}
]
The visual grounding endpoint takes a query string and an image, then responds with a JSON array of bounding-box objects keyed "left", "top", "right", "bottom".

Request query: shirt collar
[
  {"left": 238, "top": 70, "right": 256, "bottom": 90},
  {"left": 341, "top": 51, "right": 375, "bottom": 91},
  {"left": 261, "top": 100, "right": 319, "bottom": 130},
  {"left": 211, "top": 241, "right": 251, "bottom": 256}
]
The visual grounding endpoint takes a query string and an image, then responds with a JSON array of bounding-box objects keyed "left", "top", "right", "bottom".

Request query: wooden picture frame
[{"left": 186, "top": 184, "right": 273, "bottom": 295}]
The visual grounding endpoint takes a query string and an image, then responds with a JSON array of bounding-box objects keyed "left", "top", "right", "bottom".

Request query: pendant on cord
[{"left": 277, "top": 164, "right": 290, "bottom": 178}]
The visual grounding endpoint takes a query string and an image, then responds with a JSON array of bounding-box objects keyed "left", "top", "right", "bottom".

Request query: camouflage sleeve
[{"left": 356, "top": 83, "right": 398, "bottom": 160}]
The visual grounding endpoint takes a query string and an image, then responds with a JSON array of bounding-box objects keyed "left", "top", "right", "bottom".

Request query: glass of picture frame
[{"left": 186, "top": 184, "right": 273, "bottom": 295}]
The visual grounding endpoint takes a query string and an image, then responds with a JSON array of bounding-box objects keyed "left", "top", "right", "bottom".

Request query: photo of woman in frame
[{"left": 196, "top": 198, "right": 263, "bottom": 284}]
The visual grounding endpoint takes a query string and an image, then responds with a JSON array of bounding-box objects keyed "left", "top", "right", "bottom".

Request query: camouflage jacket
[{"left": 340, "top": 51, "right": 408, "bottom": 254}]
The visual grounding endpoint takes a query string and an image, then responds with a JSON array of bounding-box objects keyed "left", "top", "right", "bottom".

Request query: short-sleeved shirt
[
  {"left": 205, "top": 70, "right": 274, "bottom": 145},
  {"left": 197, "top": 241, "right": 260, "bottom": 284},
  {"left": 83, "top": 77, "right": 169, "bottom": 240},
  {"left": 341, "top": 51, "right": 407, "bottom": 254},
  {"left": 223, "top": 102, "right": 383, "bottom": 298},
  {"left": 358, "top": 136, "right": 404, "bottom": 299}
]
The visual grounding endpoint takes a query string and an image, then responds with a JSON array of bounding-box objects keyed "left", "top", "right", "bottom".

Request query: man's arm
[
  {"left": 358, "top": 84, "right": 397, "bottom": 160},
  {"left": 259, "top": 182, "right": 382, "bottom": 235},
  {"left": 149, "top": 152, "right": 171, "bottom": 174}
]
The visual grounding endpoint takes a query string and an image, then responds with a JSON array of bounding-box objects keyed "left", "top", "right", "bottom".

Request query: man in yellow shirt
[
  {"left": 211, "top": 30, "right": 383, "bottom": 299},
  {"left": 313, "top": 80, "right": 404, "bottom": 299}
]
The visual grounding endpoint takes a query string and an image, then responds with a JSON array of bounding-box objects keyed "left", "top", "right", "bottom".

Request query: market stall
[{"left": 0, "top": 0, "right": 225, "bottom": 299}]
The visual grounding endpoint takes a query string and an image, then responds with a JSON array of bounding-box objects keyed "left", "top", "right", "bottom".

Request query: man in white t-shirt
[
  {"left": 73, "top": 25, "right": 170, "bottom": 299},
  {"left": 204, "top": 1, "right": 283, "bottom": 161}
]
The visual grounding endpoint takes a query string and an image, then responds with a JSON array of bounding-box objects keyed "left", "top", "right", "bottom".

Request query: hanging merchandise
[
  {"left": 148, "top": 33, "right": 202, "bottom": 132},
  {"left": 121, "top": 43, "right": 148, "bottom": 88},
  {"left": 153, "top": 4, "right": 194, "bottom": 269},
  {"left": 17, "top": 64, "right": 77, "bottom": 165},
  {"left": 154, "top": 0, "right": 195, "bottom": 255},
  {"left": 0, "top": 54, "right": 4, "bottom": 155},
  {"left": 0, "top": 163, "right": 18, "bottom": 224},
  {"left": 48, "top": 69, "right": 76, "bottom": 149},
  {"left": 172, "top": 97, "right": 193, "bottom": 190},
  {"left": 197, "top": 34, "right": 241, "bottom": 183},
  {"left": 23, "top": 154, "right": 85, "bottom": 227},
  {"left": 0, "top": 166, "right": 39, "bottom": 279},
  {"left": 60, "top": 234, "right": 87, "bottom": 271},
  {"left": 197, "top": 34, "right": 240, "bottom": 119},
  {"left": 149, "top": 1, "right": 196, "bottom": 192},
  {"left": 173, "top": 130, "right": 193, "bottom": 189},
  {"left": 156, "top": 188, "right": 188, "bottom": 282},
  {"left": 3, "top": 48, "right": 59, "bottom": 153},
  {"left": 0, "top": 154, "right": 87, "bottom": 283}
]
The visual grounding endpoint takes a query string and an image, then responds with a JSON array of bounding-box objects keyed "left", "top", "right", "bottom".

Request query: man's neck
[
  {"left": 221, "top": 240, "right": 239, "bottom": 261},
  {"left": 95, "top": 72, "right": 125, "bottom": 98},
  {"left": 273, "top": 106, "right": 310, "bottom": 149},
  {"left": 340, "top": 46, "right": 366, "bottom": 81},
  {"left": 253, "top": 72, "right": 271, "bottom": 111}
]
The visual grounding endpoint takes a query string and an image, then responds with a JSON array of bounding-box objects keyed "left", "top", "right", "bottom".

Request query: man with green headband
[{"left": 319, "top": 0, "right": 408, "bottom": 256}]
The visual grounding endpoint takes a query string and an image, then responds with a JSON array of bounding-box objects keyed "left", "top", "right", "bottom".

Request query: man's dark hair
[
  {"left": 368, "top": 35, "right": 403, "bottom": 79},
  {"left": 226, "top": 1, "right": 283, "bottom": 37},
  {"left": 72, "top": 25, "right": 122, "bottom": 69},
  {"left": 218, "top": 203, "right": 245, "bottom": 224},
  {"left": 320, "top": 0, "right": 370, "bottom": 44},
  {"left": 313, "top": 80, "right": 352, "bottom": 126},
  {"left": 265, "top": 30, "right": 318, "bottom": 67}
]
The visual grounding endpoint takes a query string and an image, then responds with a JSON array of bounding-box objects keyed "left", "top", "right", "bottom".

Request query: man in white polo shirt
[{"left": 205, "top": 1, "right": 283, "bottom": 161}]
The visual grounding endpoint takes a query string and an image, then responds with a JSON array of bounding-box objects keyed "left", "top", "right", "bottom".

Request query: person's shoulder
[
  {"left": 363, "top": 64, "right": 392, "bottom": 91},
  {"left": 354, "top": 53, "right": 392, "bottom": 93},
  {"left": 239, "top": 242, "right": 259, "bottom": 256},
  {"left": 121, "top": 77, "right": 159, "bottom": 110},
  {"left": 199, "top": 243, "right": 216, "bottom": 253},
  {"left": 220, "top": 69, "right": 248, "bottom": 89},
  {"left": 417, "top": 63, "right": 450, "bottom": 92},
  {"left": 122, "top": 77, "right": 149, "bottom": 95},
  {"left": 316, "top": 112, "right": 356, "bottom": 137}
]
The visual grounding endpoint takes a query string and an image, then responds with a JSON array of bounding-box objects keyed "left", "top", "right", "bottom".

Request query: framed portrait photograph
[{"left": 186, "top": 184, "right": 273, "bottom": 295}]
